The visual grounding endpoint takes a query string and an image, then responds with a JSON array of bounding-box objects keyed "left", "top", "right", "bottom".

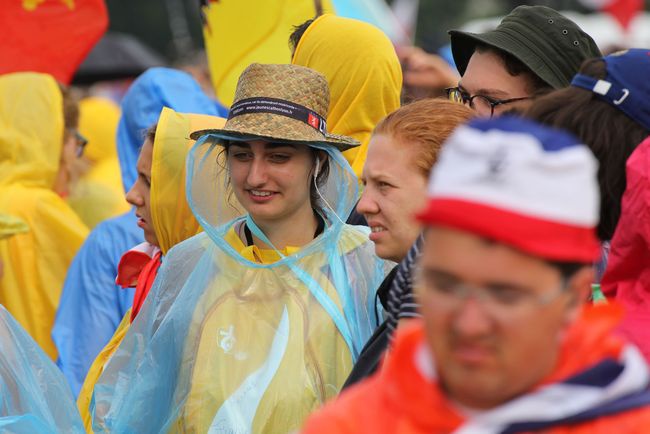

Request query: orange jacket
[{"left": 301, "top": 305, "right": 650, "bottom": 434}]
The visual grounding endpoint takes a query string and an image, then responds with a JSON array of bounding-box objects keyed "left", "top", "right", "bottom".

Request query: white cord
[{"left": 314, "top": 158, "right": 345, "bottom": 225}]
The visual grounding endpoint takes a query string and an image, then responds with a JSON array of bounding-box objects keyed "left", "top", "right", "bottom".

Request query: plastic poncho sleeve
[
  {"left": 0, "top": 306, "right": 84, "bottom": 434},
  {"left": 77, "top": 310, "right": 131, "bottom": 434},
  {"left": 0, "top": 187, "right": 88, "bottom": 360},
  {"left": 52, "top": 211, "right": 140, "bottom": 397}
]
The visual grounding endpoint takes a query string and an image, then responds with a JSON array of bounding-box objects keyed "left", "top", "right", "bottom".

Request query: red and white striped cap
[{"left": 417, "top": 116, "right": 601, "bottom": 263}]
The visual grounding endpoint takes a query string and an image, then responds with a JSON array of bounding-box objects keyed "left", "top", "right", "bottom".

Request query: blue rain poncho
[
  {"left": 52, "top": 67, "right": 228, "bottom": 397},
  {"left": 0, "top": 306, "right": 84, "bottom": 434},
  {"left": 91, "top": 134, "right": 388, "bottom": 433}
]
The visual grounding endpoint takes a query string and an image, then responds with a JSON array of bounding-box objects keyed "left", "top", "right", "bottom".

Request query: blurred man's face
[
  {"left": 458, "top": 49, "right": 534, "bottom": 117},
  {"left": 417, "top": 226, "right": 588, "bottom": 409}
]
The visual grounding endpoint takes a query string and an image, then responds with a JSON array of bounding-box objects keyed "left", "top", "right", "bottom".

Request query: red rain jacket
[{"left": 602, "top": 136, "right": 650, "bottom": 362}]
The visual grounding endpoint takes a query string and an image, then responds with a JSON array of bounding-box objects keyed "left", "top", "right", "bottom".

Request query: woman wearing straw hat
[{"left": 91, "top": 63, "right": 387, "bottom": 434}]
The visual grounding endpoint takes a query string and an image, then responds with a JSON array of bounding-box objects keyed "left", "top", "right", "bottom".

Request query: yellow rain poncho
[
  {"left": 0, "top": 72, "right": 88, "bottom": 359},
  {"left": 77, "top": 108, "right": 227, "bottom": 433},
  {"left": 292, "top": 14, "right": 402, "bottom": 176},
  {"left": 67, "top": 97, "right": 129, "bottom": 229},
  {"left": 0, "top": 214, "right": 28, "bottom": 240},
  {"left": 90, "top": 133, "right": 387, "bottom": 434},
  {"left": 201, "top": 0, "right": 333, "bottom": 106}
]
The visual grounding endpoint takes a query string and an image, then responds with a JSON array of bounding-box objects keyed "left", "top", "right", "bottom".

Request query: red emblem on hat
[{"left": 308, "top": 113, "right": 320, "bottom": 129}]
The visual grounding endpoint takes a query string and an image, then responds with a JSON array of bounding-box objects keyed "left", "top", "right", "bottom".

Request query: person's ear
[
  {"left": 563, "top": 266, "right": 594, "bottom": 325},
  {"left": 313, "top": 151, "right": 328, "bottom": 177},
  {"left": 316, "top": 151, "right": 328, "bottom": 164}
]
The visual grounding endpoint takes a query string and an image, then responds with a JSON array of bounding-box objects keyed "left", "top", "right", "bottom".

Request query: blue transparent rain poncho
[
  {"left": 91, "top": 132, "right": 388, "bottom": 433},
  {"left": 53, "top": 67, "right": 228, "bottom": 398},
  {"left": 0, "top": 306, "right": 84, "bottom": 433}
]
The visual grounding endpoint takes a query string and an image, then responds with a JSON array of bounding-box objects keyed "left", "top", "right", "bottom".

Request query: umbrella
[{"left": 72, "top": 32, "right": 166, "bottom": 84}]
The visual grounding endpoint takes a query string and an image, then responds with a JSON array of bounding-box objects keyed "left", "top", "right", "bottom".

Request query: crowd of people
[{"left": 2, "top": 4, "right": 650, "bottom": 433}]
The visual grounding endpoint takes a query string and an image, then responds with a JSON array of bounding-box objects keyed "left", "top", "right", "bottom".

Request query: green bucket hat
[
  {"left": 449, "top": 5, "right": 601, "bottom": 89},
  {"left": 190, "top": 63, "right": 359, "bottom": 151}
]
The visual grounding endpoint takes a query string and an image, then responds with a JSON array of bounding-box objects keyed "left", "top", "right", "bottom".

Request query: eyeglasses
[
  {"left": 418, "top": 269, "right": 569, "bottom": 323},
  {"left": 446, "top": 87, "right": 532, "bottom": 118},
  {"left": 73, "top": 130, "right": 88, "bottom": 158}
]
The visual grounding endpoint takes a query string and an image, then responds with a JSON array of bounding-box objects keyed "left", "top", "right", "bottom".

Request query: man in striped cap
[{"left": 301, "top": 117, "right": 650, "bottom": 433}]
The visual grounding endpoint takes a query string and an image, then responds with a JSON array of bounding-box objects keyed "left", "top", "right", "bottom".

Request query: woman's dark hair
[
  {"left": 221, "top": 142, "right": 331, "bottom": 215},
  {"left": 309, "top": 149, "right": 330, "bottom": 214},
  {"left": 58, "top": 83, "right": 79, "bottom": 131},
  {"left": 144, "top": 124, "right": 157, "bottom": 146},
  {"left": 288, "top": 18, "right": 316, "bottom": 56},
  {"left": 525, "top": 58, "right": 650, "bottom": 241}
]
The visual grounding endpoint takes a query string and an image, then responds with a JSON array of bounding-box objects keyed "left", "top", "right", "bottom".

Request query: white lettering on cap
[{"left": 593, "top": 80, "right": 612, "bottom": 96}]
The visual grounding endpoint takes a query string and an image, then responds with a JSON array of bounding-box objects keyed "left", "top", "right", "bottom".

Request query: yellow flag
[{"left": 201, "top": 0, "right": 334, "bottom": 107}]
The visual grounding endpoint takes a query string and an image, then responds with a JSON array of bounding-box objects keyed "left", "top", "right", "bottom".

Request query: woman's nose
[
  {"left": 246, "top": 158, "right": 268, "bottom": 187},
  {"left": 356, "top": 188, "right": 379, "bottom": 216},
  {"left": 125, "top": 183, "right": 143, "bottom": 207}
]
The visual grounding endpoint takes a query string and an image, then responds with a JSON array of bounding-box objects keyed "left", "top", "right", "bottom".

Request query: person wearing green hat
[{"left": 446, "top": 5, "right": 601, "bottom": 118}]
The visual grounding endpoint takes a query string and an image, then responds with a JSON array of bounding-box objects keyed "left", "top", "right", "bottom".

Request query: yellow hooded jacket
[
  {"left": 0, "top": 214, "right": 28, "bottom": 240},
  {"left": 67, "top": 97, "right": 130, "bottom": 229},
  {"left": 292, "top": 14, "right": 402, "bottom": 176},
  {"left": 77, "top": 108, "right": 226, "bottom": 433},
  {"left": 0, "top": 72, "right": 89, "bottom": 359}
]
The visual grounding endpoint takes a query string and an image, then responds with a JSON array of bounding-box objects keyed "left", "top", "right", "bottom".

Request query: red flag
[
  {"left": 604, "top": 0, "right": 643, "bottom": 30},
  {"left": 0, "top": 0, "right": 108, "bottom": 84}
]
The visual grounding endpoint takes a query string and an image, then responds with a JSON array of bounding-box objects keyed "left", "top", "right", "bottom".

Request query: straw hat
[{"left": 190, "top": 63, "right": 359, "bottom": 151}]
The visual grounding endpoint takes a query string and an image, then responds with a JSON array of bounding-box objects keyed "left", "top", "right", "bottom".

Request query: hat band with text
[{"left": 228, "top": 97, "right": 327, "bottom": 134}]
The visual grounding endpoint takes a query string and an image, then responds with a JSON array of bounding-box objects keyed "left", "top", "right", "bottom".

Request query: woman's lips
[
  {"left": 247, "top": 189, "right": 277, "bottom": 203},
  {"left": 368, "top": 224, "right": 387, "bottom": 242}
]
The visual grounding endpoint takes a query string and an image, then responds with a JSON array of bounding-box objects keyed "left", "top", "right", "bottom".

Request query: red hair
[{"left": 373, "top": 98, "right": 474, "bottom": 177}]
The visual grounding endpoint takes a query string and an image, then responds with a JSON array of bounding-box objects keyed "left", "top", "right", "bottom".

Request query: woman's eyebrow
[
  {"left": 229, "top": 143, "right": 251, "bottom": 149},
  {"left": 267, "top": 143, "right": 297, "bottom": 149}
]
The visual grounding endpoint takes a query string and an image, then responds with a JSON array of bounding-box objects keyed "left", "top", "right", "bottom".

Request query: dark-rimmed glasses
[
  {"left": 446, "top": 87, "right": 532, "bottom": 118},
  {"left": 73, "top": 130, "right": 88, "bottom": 157}
]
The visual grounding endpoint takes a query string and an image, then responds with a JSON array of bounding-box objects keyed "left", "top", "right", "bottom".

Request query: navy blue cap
[{"left": 571, "top": 49, "right": 650, "bottom": 131}]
